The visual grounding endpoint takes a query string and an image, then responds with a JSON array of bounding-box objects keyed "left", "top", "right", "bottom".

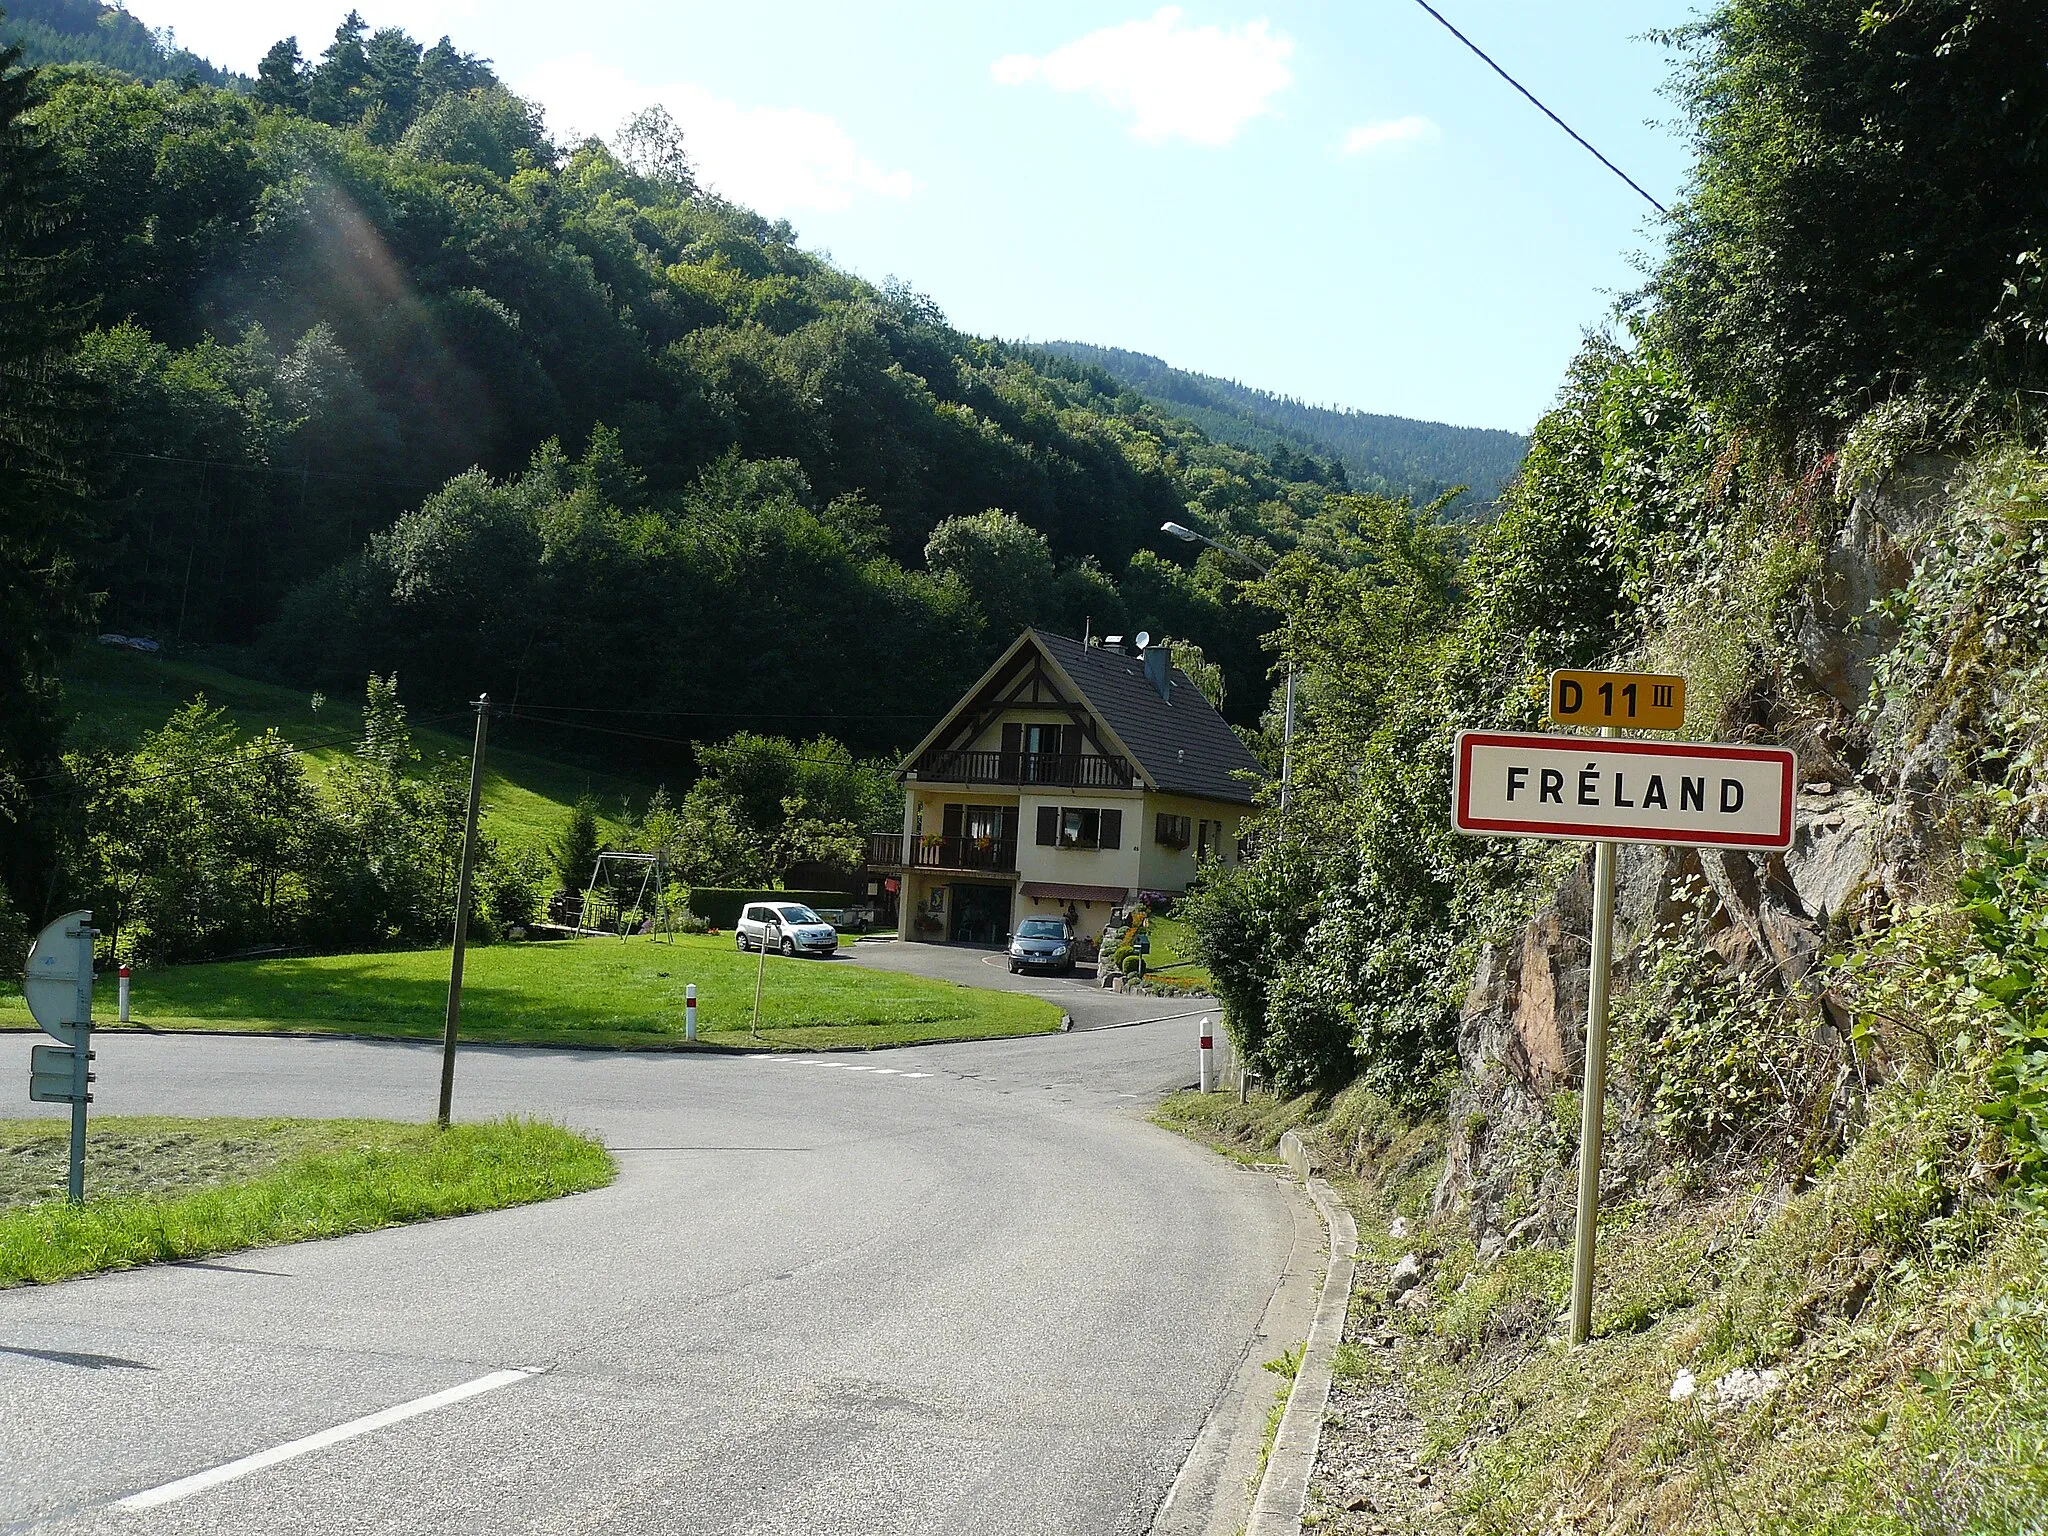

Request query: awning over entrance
[{"left": 1019, "top": 880, "right": 1129, "bottom": 905}]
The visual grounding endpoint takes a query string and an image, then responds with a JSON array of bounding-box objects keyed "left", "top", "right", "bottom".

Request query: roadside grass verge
[
  {"left": 1180, "top": 1061, "right": 2048, "bottom": 1534},
  {"left": 0, "top": 936, "right": 1063, "bottom": 1050},
  {"left": 0, "top": 1115, "right": 614, "bottom": 1286},
  {"left": 60, "top": 645, "right": 649, "bottom": 852}
]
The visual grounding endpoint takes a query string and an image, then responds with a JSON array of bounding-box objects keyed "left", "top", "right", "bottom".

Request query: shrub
[{"left": 478, "top": 846, "right": 544, "bottom": 932}]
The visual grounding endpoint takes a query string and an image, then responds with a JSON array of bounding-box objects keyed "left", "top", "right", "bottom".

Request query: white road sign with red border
[{"left": 1452, "top": 731, "right": 1796, "bottom": 851}]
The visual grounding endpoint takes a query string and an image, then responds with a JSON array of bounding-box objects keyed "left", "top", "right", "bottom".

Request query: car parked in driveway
[
  {"left": 736, "top": 903, "right": 839, "bottom": 957},
  {"left": 1008, "top": 916, "right": 1075, "bottom": 975}
]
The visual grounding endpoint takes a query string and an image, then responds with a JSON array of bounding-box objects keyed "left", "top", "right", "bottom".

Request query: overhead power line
[
  {"left": 1405, "top": 0, "right": 1669, "bottom": 217},
  {"left": 510, "top": 702, "right": 936, "bottom": 721}
]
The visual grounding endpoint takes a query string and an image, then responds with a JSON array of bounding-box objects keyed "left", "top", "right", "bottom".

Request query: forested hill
[
  {"left": 0, "top": 2, "right": 1420, "bottom": 798},
  {"left": 0, "top": 0, "right": 236, "bottom": 85},
  {"left": 1033, "top": 340, "right": 1527, "bottom": 510}
]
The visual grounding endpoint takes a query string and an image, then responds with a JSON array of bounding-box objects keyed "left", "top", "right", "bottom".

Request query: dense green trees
[
  {"left": 0, "top": 0, "right": 232, "bottom": 85},
  {"left": 0, "top": 23, "right": 91, "bottom": 950},
  {"left": 1034, "top": 341, "right": 1529, "bottom": 509},
  {"left": 0, "top": 21, "right": 1357, "bottom": 780},
  {"left": 1194, "top": 0, "right": 2048, "bottom": 1098},
  {"left": 1650, "top": 0, "right": 2048, "bottom": 440},
  {"left": 610, "top": 732, "right": 895, "bottom": 891},
  {"left": 63, "top": 677, "right": 535, "bottom": 962}
]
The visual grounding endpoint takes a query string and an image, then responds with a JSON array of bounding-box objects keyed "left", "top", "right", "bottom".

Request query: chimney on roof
[{"left": 1142, "top": 644, "right": 1172, "bottom": 701}]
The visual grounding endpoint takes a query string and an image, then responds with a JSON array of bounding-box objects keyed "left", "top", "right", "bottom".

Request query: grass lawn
[
  {"left": 1142, "top": 915, "right": 1214, "bottom": 990},
  {"left": 0, "top": 936, "right": 1062, "bottom": 1050},
  {"left": 0, "top": 1115, "right": 613, "bottom": 1286},
  {"left": 60, "top": 645, "right": 652, "bottom": 853}
]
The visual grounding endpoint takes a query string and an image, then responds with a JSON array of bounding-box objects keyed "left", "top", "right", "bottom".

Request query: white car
[{"left": 736, "top": 902, "right": 838, "bottom": 958}]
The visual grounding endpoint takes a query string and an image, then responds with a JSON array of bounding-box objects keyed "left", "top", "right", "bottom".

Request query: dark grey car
[{"left": 1008, "top": 916, "right": 1075, "bottom": 975}]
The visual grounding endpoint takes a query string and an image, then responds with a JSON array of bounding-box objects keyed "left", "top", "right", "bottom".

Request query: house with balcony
[{"left": 871, "top": 629, "right": 1263, "bottom": 947}]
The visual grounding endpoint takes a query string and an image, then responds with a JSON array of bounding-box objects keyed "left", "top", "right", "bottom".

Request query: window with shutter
[
  {"left": 1100, "top": 808, "right": 1122, "bottom": 850},
  {"left": 1036, "top": 806, "right": 1058, "bottom": 846}
]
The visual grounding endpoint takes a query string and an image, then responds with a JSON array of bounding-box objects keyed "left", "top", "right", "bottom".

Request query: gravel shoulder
[{"left": 1302, "top": 1233, "right": 1452, "bottom": 1535}]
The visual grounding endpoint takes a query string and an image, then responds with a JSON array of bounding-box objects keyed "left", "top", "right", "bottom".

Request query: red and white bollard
[
  {"left": 118, "top": 964, "right": 131, "bottom": 1023},
  {"left": 685, "top": 984, "right": 697, "bottom": 1043},
  {"left": 1198, "top": 1015, "right": 1214, "bottom": 1094}
]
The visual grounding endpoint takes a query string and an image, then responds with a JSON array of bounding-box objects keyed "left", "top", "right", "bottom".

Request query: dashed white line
[
  {"left": 119, "top": 1368, "right": 538, "bottom": 1510},
  {"left": 760, "top": 1057, "right": 934, "bottom": 1079}
]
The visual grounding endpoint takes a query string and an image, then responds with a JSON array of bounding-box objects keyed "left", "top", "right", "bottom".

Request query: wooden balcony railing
[
  {"left": 910, "top": 748, "right": 1134, "bottom": 789},
  {"left": 864, "top": 834, "right": 1017, "bottom": 873}
]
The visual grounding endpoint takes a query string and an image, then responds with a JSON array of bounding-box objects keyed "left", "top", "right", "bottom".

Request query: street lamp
[{"left": 1161, "top": 520, "right": 1297, "bottom": 812}]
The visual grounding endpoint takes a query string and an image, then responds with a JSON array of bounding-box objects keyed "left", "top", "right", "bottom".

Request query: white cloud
[
  {"left": 1340, "top": 116, "right": 1441, "bottom": 157},
  {"left": 519, "top": 56, "right": 914, "bottom": 216},
  {"left": 993, "top": 7, "right": 1294, "bottom": 148}
]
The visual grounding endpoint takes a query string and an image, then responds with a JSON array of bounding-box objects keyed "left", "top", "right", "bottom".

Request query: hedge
[{"left": 684, "top": 888, "right": 857, "bottom": 929}]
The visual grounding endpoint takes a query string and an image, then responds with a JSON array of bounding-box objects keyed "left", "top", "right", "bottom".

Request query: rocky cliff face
[{"left": 1433, "top": 459, "right": 1961, "bottom": 1243}]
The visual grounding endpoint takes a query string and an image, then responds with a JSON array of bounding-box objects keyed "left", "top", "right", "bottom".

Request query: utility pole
[
  {"left": 438, "top": 694, "right": 489, "bottom": 1127},
  {"left": 1279, "top": 666, "right": 1297, "bottom": 811}
]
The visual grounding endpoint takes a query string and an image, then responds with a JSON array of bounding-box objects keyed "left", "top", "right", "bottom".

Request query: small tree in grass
[{"left": 553, "top": 797, "right": 600, "bottom": 895}]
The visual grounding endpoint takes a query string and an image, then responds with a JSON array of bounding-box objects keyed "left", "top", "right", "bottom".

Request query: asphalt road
[
  {"left": 842, "top": 937, "right": 1216, "bottom": 1032},
  {"left": 0, "top": 987, "right": 1296, "bottom": 1535}
]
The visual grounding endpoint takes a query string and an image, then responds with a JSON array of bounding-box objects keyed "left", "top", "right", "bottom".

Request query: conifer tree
[
  {"left": 253, "top": 37, "right": 308, "bottom": 114},
  {"left": 308, "top": 11, "right": 370, "bottom": 124}
]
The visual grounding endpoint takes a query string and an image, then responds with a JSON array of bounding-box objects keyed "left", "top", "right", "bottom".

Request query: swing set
[{"left": 574, "top": 852, "right": 679, "bottom": 941}]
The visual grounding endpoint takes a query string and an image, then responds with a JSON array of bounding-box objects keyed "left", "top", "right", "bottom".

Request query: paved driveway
[
  {"left": 842, "top": 938, "right": 1218, "bottom": 1034},
  {"left": 1, "top": 1009, "right": 1291, "bottom": 1536}
]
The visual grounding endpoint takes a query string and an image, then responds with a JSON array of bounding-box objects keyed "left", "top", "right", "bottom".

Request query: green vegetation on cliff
[{"left": 1174, "top": 0, "right": 2048, "bottom": 1528}]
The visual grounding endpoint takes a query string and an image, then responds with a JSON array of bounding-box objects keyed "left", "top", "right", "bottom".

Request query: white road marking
[
  {"left": 120, "top": 1368, "right": 537, "bottom": 1510},
  {"left": 760, "top": 1057, "right": 931, "bottom": 1081}
]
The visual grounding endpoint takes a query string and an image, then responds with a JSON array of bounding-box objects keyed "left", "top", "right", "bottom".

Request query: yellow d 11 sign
[{"left": 1550, "top": 669, "right": 1685, "bottom": 730}]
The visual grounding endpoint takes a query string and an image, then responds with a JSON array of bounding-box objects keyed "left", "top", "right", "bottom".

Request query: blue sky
[{"left": 124, "top": 1, "right": 1697, "bottom": 432}]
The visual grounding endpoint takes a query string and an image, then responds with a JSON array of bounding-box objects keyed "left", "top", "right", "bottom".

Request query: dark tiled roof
[{"left": 1033, "top": 630, "right": 1262, "bottom": 805}]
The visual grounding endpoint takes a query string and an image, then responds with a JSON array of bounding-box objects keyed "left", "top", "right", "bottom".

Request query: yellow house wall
[
  {"left": 1014, "top": 789, "right": 1144, "bottom": 892},
  {"left": 1136, "top": 793, "right": 1247, "bottom": 892}
]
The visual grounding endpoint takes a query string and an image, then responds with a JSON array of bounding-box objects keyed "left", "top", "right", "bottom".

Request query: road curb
[{"left": 1246, "top": 1173, "right": 1357, "bottom": 1535}]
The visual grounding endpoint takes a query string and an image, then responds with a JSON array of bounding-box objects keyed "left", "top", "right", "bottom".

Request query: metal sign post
[
  {"left": 1451, "top": 676, "right": 1797, "bottom": 1347},
  {"left": 24, "top": 911, "right": 97, "bottom": 1203},
  {"left": 1571, "top": 827, "right": 1618, "bottom": 1346}
]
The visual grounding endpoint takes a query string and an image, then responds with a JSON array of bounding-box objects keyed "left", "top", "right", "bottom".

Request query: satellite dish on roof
[{"left": 1134, "top": 630, "right": 1152, "bottom": 650}]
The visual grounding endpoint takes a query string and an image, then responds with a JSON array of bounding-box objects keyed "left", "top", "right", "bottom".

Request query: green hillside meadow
[{"left": 61, "top": 643, "right": 647, "bottom": 854}]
